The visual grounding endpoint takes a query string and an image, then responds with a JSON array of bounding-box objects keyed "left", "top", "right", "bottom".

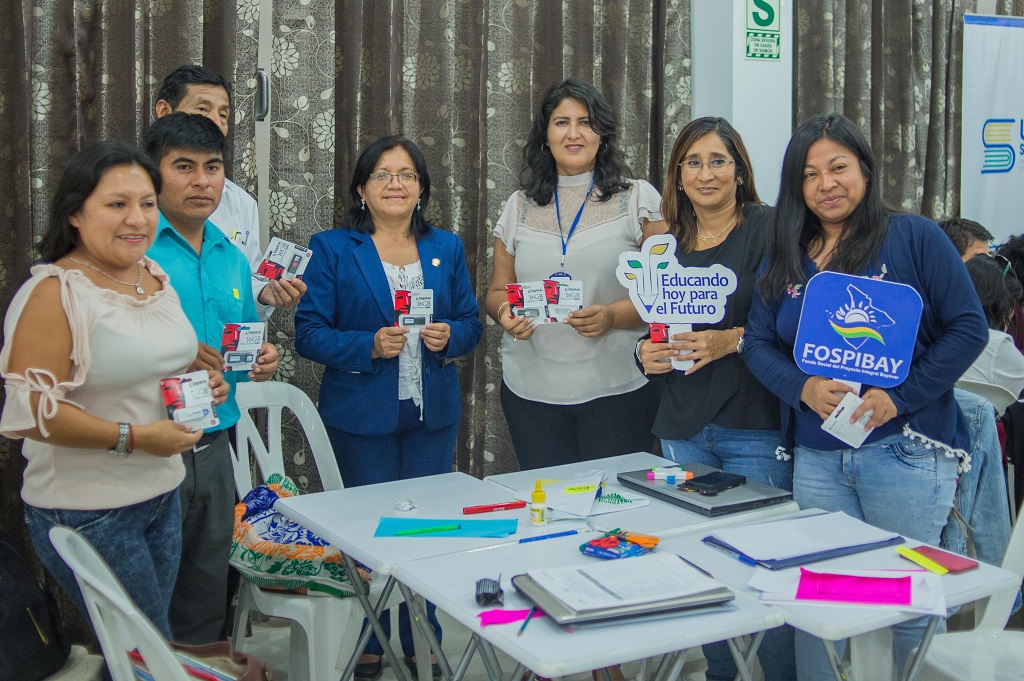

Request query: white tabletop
[
  {"left": 485, "top": 452, "right": 800, "bottom": 537},
  {"left": 483, "top": 452, "right": 670, "bottom": 494},
  {"left": 659, "top": 523, "right": 1021, "bottom": 641},
  {"left": 391, "top": 531, "right": 785, "bottom": 678},
  {"left": 275, "top": 472, "right": 588, "bottom": 575}
]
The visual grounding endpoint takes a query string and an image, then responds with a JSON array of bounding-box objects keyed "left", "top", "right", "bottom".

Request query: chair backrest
[
  {"left": 956, "top": 378, "right": 1018, "bottom": 417},
  {"left": 47, "top": 526, "right": 190, "bottom": 681},
  {"left": 979, "top": 514, "right": 1024, "bottom": 630},
  {"left": 231, "top": 380, "right": 343, "bottom": 498}
]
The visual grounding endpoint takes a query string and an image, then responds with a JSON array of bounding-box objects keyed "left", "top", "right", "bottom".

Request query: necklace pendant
[{"left": 135, "top": 285, "right": 144, "bottom": 295}]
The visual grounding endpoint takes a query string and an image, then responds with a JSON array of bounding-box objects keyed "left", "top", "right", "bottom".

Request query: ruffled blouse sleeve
[
  {"left": 630, "top": 179, "right": 664, "bottom": 241},
  {"left": 493, "top": 191, "right": 524, "bottom": 256},
  {"left": 0, "top": 266, "right": 89, "bottom": 438}
]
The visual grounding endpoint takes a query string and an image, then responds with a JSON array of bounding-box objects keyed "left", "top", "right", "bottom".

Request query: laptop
[{"left": 616, "top": 462, "right": 792, "bottom": 517}]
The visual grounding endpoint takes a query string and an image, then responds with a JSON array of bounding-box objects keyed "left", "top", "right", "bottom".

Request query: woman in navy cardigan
[{"left": 295, "top": 136, "right": 482, "bottom": 680}]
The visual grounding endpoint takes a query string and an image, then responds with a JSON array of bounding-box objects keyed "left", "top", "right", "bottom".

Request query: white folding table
[
  {"left": 391, "top": 530, "right": 786, "bottom": 681},
  {"left": 659, "top": 523, "right": 1022, "bottom": 681},
  {"left": 275, "top": 472, "right": 586, "bottom": 681},
  {"left": 485, "top": 452, "right": 800, "bottom": 536}
]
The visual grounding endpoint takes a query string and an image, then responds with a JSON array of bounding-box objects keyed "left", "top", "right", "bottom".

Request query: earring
[
  {"left": 360, "top": 199, "right": 366, "bottom": 211},
  {"left": 677, "top": 185, "right": 684, "bottom": 192},
  {"left": 542, "top": 145, "right": 551, "bottom": 156},
  {"left": 737, "top": 178, "right": 744, "bottom": 186},
  {"left": 417, "top": 199, "right": 422, "bottom": 212}
]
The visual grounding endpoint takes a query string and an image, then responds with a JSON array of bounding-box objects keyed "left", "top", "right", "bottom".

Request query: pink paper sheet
[
  {"left": 476, "top": 608, "right": 546, "bottom": 627},
  {"left": 795, "top": 567, "right": 912, "bottom": 606}
]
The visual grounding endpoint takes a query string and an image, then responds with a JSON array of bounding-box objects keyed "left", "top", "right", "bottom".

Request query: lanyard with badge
[{"left": 551, "top": 178, "right": 595, "bottom": 281}]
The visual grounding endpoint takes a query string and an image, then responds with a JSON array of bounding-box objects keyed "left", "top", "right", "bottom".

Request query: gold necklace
[
  {"left": 67, "top": 256, "right": 144, "bottom": 294},
  {"left": 696, "top": 216, "right": 737, "bottom": 244}
]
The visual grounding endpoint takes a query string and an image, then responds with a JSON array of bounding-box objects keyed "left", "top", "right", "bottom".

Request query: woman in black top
[{"left": 637, "top": 117, "right": 793, "bottom": 681}]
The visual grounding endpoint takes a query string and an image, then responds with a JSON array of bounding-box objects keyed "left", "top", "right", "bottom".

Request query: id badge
[{"left": 549, "top": 271, "right": 572, "bottom": 281}]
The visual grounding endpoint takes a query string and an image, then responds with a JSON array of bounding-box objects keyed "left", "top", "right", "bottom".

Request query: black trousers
[{"left": 500, "top": 379, "right": 661, "bottom": 471}]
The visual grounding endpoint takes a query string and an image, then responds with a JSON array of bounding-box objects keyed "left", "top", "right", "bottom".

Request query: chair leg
[{"left": 232, "top": 582, "right": 253, "bottom": 652}]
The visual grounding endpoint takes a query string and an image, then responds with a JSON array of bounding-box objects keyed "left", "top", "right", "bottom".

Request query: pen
[
  {"left": 675, "top": 554, "right": 715, "bottom": 579},
  {"left": 396, "top": 524, "right": 461, "bottom": 536},
  {"left": 518, "top": 529, "right": 579, "bottom": 543},
  {"left": 463, "top": 500, "right": 527, "bottom": 514},
  {"left": 702, "top": 538, "right": 758, "bottom": 567},
  {"left": 518, "top": 606, "right": 537, "bottom": 636}
]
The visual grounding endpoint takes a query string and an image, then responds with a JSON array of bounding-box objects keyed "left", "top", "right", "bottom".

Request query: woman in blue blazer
[{"left": 295, "top": 136, "right": 482, "bottom": 680}]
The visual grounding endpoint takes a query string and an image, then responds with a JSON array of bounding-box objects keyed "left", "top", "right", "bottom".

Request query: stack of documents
[
  {"left": 512, "top": 553, "right": 733, "bottom": 625},
  {"left": 703, "top": 512, "right": 904, "bottom": 569},
  {"left": 749, "top": 567, "right": 946, "bottom": 616}
]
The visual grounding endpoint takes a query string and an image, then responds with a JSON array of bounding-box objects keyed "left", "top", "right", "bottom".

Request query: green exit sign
[{"left": 746, "top": 0, "right": 781, "bottom": 60}]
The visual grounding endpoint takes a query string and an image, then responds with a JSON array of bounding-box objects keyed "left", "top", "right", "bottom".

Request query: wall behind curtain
[
  {"left": 0, "top": 0, "right": 234, "bottom": 641},
  {"left": 229, "top": 0, "right": 693, "bottom": 485}
]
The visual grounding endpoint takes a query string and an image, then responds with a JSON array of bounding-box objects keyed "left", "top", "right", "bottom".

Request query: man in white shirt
[{"left": 155, "top": 65, "right": 307, "bottom": 320}]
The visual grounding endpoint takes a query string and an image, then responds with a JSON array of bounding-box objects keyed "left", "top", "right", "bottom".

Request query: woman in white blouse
[
  {"left": 0, "top": 141, "right": 226, "bottom": 640},
  {"left": 486, "top": 78, "right": 666, "bottom": 470}
]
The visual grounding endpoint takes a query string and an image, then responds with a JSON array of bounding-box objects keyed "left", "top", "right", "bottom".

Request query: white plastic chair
[
  {"left": 230, "top": 381, "right": 401, "bottom": 681},
  {"left": 911, "top": 514, "right": 1024, "bottom": 681},
  {"left": 956, "top": 378, "right": 1018, "bottom": 417},
  {"left": 47, "top": 526, "right": 190, "bottom": 681}
]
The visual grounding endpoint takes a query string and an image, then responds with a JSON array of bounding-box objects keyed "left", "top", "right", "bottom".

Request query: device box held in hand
[
  {"left": 160, "top": 370, "right": 219, "bottom": 430},
  {"left": 221, "top": 322, "right": 266, "bottom": 372},
  {"left": 257, "top": 237, "right": 312, "bottom": 281},
  {"left": 506, "top": 280, "right": 583, "bottom": 324},
  {"left": 394, "top": 288, "right": 434, "bottom": 329}
]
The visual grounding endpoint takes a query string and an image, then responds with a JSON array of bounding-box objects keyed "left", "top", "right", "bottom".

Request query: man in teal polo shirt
[{"left": 145, "top": 112, "right": 279, "bottom": 643}]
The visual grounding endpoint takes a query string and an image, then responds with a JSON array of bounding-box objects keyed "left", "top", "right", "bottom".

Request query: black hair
[
  {"left": 997, "top": 234, "right": 1024, "bottom": 283},
  {"left": 156, "top": 64, "right": 233, "bottom": 109},
  {"left": 340, "top": 136, "right": 432, "bottom": 239},
  {"left": 936, "top": 217, "right": 993, "bottom": 257},
  {"left": 144, "top": 112, "right": 227, "bottom": 165},
  {"left": 662, "top": 117, "right": 761, "bottom": 252},
  {"left": 759, "top": 113, "right": 890, "bottom": 301},
  {"left": 966, "top": 254, "right": 1015, "bottom": 330},
  {"left": 520, "top": 77, "right": 630, "bottom": 206},
  {"left": 38, "top": 141, "right": 161, "bottom": 262}
]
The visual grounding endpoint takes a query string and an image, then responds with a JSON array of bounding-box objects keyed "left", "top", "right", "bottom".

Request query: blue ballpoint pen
[
  {"left": 519, "top": 529, "right": 579, "bottom": 544},
  {"left": 703, "top": 538, "right": 758, "bottom": 567}
]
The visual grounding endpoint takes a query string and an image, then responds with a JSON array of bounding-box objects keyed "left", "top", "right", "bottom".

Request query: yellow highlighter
[{"left": 896, "top": 546, "right": 948, "bottom": 575}]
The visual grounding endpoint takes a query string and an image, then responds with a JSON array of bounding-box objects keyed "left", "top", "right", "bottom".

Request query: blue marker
[{"left": 519, "top": 529, "right": 579, "bottom": 544}]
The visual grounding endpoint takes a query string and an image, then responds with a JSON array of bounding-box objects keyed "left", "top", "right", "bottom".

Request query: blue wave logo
[
  {"left": 829, "top": 285, "right": 895, "bottom": 350},
  {"left": 982, "top": 119, "right": 1016, "bottom": 174}
]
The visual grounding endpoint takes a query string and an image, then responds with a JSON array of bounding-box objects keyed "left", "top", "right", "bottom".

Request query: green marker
[{"left": 395, "top": 524, "right": 461, "bottom": 536}]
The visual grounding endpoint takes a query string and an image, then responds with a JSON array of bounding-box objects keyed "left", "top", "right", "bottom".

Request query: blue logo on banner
[{"left": 794, "top": 272, "right": 922, "bottom": 387}]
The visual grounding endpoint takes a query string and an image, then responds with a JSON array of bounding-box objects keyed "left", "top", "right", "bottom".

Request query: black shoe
[
  {"left": 354, "top": 658, "right": 383, "bottom": 681},
  {"left": 404, "top": 656, "right": 442, "bottom": 681}
]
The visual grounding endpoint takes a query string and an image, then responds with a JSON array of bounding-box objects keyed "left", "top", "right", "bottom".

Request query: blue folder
[{"left": 701, "top": 533, "right": 906, "bottom": 571}]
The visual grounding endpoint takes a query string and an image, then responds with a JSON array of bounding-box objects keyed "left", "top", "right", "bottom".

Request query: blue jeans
[
  {"left": 327, "top": 399, "right": 450, "bottom": 657},
  {"left": 793, "top": 432, "right": 957, "bottom": 681},
  {"left": 662, "top": 426, "right": 795, "bottom": 681},
  {"left": 24, "top": 490, "right": 182, "bottom": 641}
]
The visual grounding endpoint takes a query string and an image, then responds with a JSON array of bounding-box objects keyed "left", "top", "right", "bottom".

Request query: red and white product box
[
  {"left": 220, "top": 322, "right": 266, "bottom": 372},
  {"left": 256, "top": 237, "right": 313, "bottom": 281},
  {"left": 160, "top": 370, "right": 219, "bottom": 430}
]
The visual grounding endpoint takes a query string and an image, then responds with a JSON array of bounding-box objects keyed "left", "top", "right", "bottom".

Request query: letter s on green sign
[{"left": 752, "top": 0, "right": 775, "bottom": 27}]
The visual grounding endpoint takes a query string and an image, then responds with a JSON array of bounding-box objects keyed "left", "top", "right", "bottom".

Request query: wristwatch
[
  {"left": 108, "top": 422, "right": 131, "bottom": 457},
  {"left": 735, "top": 328, "right": 745, "bottom": 355}
]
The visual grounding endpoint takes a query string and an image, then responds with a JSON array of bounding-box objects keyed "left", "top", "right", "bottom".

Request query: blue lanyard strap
[{"left": 554, "top": 178, "right": 596, "bottom": 268}]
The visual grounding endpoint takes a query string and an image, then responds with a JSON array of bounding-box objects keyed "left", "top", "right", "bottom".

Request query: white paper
[
  {"left": 821, "top": 392, "right": 874, "bottom": 447},
  {"left": 588, "top": 484, "right": 651, "bottom": 516},
  {"left": 527, "top": 553, "right": 722, "bottom": 612},
  {"left": 708, "top": 512, "right": 901, "bottom": 562},
  {"left": 514, "top": 471, "right": 604, "bottom": 517},
  {"left": 748, "top": 567, "right": 946, "bottom": 616}
]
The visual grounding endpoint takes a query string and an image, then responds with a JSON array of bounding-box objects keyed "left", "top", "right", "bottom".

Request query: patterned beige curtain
[
  {"left": 996, "top": 1, "right": 1024, "bottom": 14},
  {"left": 793, "top": 0, "right": 977, "bottom": 219},
  {"left": 235, "top": 0, "right": 694, "bottom": 483}
]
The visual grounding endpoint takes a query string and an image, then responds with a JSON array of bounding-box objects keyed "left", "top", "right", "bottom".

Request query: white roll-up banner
[{"left": 961, "top": 14, "right": 1024, "bottom": 244}]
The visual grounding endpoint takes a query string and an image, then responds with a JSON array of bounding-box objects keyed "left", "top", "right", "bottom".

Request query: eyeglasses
[
  {"left": 368, "top": 172, "right": 419, "bottom": 184},
  {"left": 989, "top": 253, "right": 1013, "bottom": 277},
  {"left": 680, "top": 158, "right": 735, "bottom": 175}
]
